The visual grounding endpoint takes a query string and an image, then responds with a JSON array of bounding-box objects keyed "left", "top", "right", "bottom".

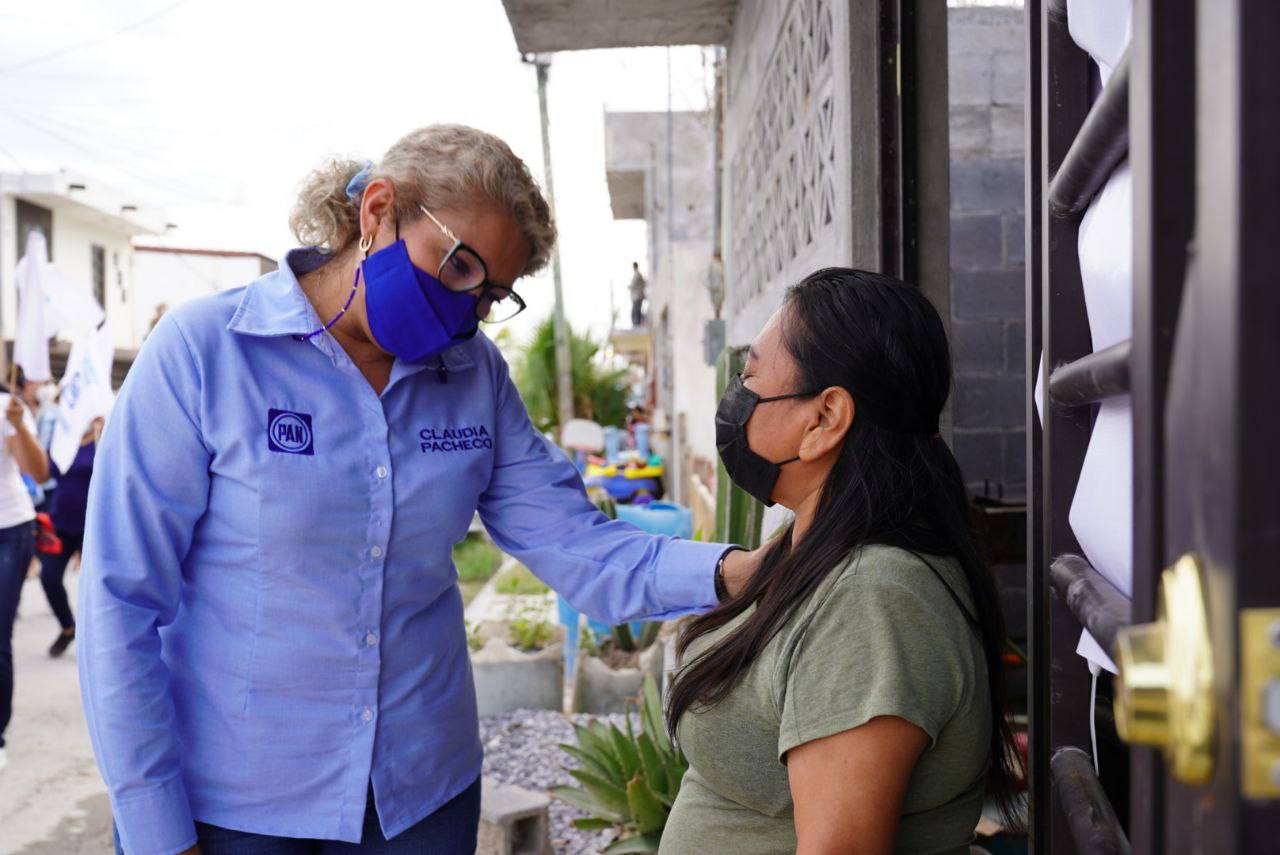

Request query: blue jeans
[
  {"left": 0, "top": 520, "right": 35, "bottom": 749},
  {"left": 114, "top": 777, "right": 481, "bottom": 854},
  {"left": 37, "top": 528, "right": 81, "bottom": 630}
]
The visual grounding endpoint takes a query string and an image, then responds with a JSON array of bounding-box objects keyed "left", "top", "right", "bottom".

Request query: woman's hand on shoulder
[{"left": 788, "top": 715, "right": 929, "bottom": 855}]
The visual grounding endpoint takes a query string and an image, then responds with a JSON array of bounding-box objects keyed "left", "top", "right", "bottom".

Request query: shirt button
[
  {"left": 370, "top": 546, "right": 383, "bottom": 559},
  {"left": 365, "top": 632, "right": 378, "bottom": 647},
  {"left": 362, "top": 707, "right": 373, "bottom": 723},
  {"left": 376, "top": 465, "right": 388, "bottom": 480}
]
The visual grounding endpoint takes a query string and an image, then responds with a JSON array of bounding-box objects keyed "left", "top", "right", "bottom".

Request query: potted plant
[
  {"left": 571, "top": 619, "right": 664, "bottom": 715},
  {"left": 470, "top": 604, "right": 564, "bottom": 716},
  {"left": 553, "top": 676, "right": 687, "bottom": 853}
]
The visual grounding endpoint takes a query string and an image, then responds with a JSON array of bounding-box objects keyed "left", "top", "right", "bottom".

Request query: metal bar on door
[
  {"left": 1048, "top": 340, "right": 1132, "bottom": 407},
  {"left": 1128, "top": 0, "right": 1194, "bottom": 846},
  {"left": 1048, "top": 53, "right": 1131, "bottom": 217},
  {"left": 1040, "top": 2, "right": 1099, "bottom": 849},
  {"left": 1049, "top": 555, "right": 1133, "bottom": 659},
  {"left": 1050, "top": 747, "right": 1132, "bottom": 855},
  {"left": 1024, "top": 0, "right": 1048, "bottom": 847}
]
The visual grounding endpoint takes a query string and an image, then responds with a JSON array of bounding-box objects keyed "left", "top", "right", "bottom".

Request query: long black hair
[{"left": 667, "top": 267, "right": 1022, "bottom": 824}]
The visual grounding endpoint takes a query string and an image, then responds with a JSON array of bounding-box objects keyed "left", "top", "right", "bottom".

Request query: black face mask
[{"left": 715, "top": 373, "right": 819, "bottom": 507}]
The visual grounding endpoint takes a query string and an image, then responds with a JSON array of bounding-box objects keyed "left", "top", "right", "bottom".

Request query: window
[{"left": 91, "top": 245, "right": 106, "bottom": 310}]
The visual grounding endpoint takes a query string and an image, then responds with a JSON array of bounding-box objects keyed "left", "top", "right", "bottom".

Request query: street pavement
[{"left": 0, "top": 568, "right": 114, "bottom": 854}]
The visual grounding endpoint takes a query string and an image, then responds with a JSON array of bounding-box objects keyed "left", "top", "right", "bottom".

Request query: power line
[
  {"left": 0, "top": 141, "right": 25, "bottom": 172},
  {"left": 0, "top": 107, "right": 238, "bottom": 206},
  {"left": 0, "top": 0, "right": 193, "bottom": 76}
]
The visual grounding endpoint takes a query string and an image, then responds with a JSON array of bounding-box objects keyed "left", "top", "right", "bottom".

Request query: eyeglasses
[{"left": 419, "top": 206, "right": 526, "bottom": 324}]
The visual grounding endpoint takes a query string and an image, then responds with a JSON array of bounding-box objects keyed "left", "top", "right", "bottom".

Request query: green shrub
[
  {"left": 453, "top": 533, "right": 502, "bottom": 583},
  {"left": 609, "top": 622, "right": 661, "bottom": 653},
  {"left": 552, "top": 676, "right": 688, "bottom": 853},
  {"left": 495, "top": 564, "right": 550, "bottom": 596},
  {"left": 507, "top": 612, "right": 556, "bottom": 652},
  {"left": 466, "top": 621, "right": 486, "bottom": 652}
]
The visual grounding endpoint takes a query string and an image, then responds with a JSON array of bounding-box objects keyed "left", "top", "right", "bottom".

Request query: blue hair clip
[{"left": 345, "top": 161, "right": 375, "bottom": 200}]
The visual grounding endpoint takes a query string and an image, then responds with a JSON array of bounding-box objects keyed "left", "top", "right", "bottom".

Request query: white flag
[
  {"left": 11, "top": 231, "right": 105, "bottom": 384},
  {"left": 49, "top": 320, "right": 115, "bottom": 474},
  {"left": 13, "top": 231, "right": 51, "bottom": 382}
]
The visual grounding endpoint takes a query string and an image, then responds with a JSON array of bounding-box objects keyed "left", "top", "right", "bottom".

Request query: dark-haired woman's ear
[{"left": 797, "top": 386, "right": 854, "bottom": 462}]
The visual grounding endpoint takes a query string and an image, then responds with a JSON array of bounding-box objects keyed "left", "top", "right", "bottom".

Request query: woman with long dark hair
[{"left": 662, "top": 268, "right": 1020, "bottom": 854}]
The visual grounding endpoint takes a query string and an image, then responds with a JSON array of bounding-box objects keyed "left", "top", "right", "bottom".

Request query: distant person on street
[
  {"left": 32, "top": 384, "right": 59, "bottom": 514},
  {"left": 0, "top": 365, "right": 51, "bottom": 774},
  {"left": 37, "top": 417, "right": 101, "bottom": 659},
  {"left": 78, "top": 124, "right": 761, "bottom": 855},
  {"left": 147, "top": 302, "right": 168, "bottom": 336},
  {"left": 629, "top": 261, "right": 646, "bottom": 327}
]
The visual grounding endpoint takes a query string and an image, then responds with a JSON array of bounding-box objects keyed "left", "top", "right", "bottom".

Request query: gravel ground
[{"left": 481, "top": 709, "right": 637, "bottom": 855}]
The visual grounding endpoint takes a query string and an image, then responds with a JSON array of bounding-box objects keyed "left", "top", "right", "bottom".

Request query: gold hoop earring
[{"left": 358, "top": 234, "right": 374, "bottom": 257}]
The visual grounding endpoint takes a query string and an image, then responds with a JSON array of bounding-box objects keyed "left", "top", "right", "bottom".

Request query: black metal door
[
  {"left": 1029, "top": 0, "right": 1280, "bottom": 851},
  {"left": 1155, "top": 0, "right": 1280, "bottom": 849}
]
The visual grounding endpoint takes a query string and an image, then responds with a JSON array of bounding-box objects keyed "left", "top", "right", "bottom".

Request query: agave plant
[
  {"left": 610, "top": 621, "right": 661, "bottom": 653},
  {"left": 552, "top": 675, "right": 688, "bottom": 853}
]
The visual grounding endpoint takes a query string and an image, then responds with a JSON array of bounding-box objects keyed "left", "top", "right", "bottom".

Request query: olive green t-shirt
[{"left": 660, "top": 544, "right": 991, "bottom": 854}]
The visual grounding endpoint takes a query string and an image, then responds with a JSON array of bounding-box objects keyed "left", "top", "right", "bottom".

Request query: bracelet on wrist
[{"left": 714, "top": 546, "right": 745, "bottom": 603}]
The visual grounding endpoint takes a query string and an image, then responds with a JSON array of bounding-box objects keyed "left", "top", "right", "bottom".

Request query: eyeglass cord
[{"left": 294, "top": 265, "right": 361, "bottom": 342}]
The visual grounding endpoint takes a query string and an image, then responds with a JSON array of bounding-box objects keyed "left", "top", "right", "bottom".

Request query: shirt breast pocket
[{"left": 256, "top": 456, "right": 370, "bottom": 585}]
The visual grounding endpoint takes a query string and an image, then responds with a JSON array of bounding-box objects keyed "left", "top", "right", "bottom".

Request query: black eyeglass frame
[{"left": 419, "top": 205, "right": 526, "bottom": 325}]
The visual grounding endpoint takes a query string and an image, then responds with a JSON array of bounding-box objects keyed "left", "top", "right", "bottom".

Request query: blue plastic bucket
[{"left": 615, "top": 501, "right": 693, "bottom": 540}]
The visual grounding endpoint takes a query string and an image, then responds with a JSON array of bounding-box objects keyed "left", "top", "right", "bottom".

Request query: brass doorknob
[{"left": 1113, "top": 553, "right": 1216, "bottom": 785}]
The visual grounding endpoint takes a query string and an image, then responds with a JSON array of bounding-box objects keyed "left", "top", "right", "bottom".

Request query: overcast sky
[{"left": 0, "top": 0, "right": 713, "bottom": 343}]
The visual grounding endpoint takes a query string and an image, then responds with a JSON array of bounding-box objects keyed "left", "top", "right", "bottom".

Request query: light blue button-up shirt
[{"left": 78, "top": 249, "right": 724, "bottom": 854}]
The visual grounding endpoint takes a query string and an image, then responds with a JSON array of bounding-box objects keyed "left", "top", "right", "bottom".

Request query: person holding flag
[
  {"left": 1, "top": 228, "right": 103, "bottom": 772},
  {"left": 0, "top": 365, "right": 50, "bottom": 773}
]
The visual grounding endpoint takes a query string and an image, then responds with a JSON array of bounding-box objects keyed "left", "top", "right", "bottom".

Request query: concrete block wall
[{"left": 947, "top": 5, "right": 1027, "bottom": 499}]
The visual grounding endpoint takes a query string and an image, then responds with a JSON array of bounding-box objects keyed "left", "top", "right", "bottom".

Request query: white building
[
  {"left": 604, "top": 110, "right": 720, "bottom": 521},
  {"left": 0, "top": 170, "right": 167, "bottom": 355},
  {"left": 133, "top": 246, "right": 277, "bottom": 340}
]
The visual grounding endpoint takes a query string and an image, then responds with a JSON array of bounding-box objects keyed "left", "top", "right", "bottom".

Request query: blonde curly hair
[{"left": 289, "top": 124, "right": 556, "bottom": 277}]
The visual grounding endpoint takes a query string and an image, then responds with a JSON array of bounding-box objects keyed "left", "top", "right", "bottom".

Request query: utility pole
[{"left": 529, "top": 54, "right": 575, "bottom": 436}]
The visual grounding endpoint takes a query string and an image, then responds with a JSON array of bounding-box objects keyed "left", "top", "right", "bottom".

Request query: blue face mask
[{"left": 361, "top": 239, "right": 480, "bottom": 363}]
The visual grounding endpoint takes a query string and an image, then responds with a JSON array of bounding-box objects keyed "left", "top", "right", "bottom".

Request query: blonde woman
[{"left": 79, "top": 125, "right": 757, "bottom": 854}]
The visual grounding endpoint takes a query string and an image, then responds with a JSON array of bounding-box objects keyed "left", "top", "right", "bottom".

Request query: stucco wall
[
  {"left": 605, "top": 110, "right": 719, "bottom": 503},
  {"left": 0, "top": 196, "right": 138, "bottom": 353},
  {"left": 133, "top": 251, "right": 273, "bottom": 344}
]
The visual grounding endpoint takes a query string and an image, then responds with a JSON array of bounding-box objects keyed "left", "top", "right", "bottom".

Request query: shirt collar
[
  {"left": 227, "top": 248, "right": 328, "bottom": 338},
  {"left": 227, "top": 247, "right": 475, "bottom": 372}
]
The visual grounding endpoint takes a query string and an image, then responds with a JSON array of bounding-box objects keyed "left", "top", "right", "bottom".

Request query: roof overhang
[
  {"left": 0, "top": 171, "right": 167, "bottom": 236},
  {"left": 500, "top": 0, "right": 736, "bottom": 53}
]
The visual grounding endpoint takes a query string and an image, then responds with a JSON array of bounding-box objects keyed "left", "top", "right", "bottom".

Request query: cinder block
[
  {"left": 950, "top": 158, "right": 1025, "bottom": 212},
  {"left": 1005, "top": 322, "right": 1027, "bottom": 372},
  {"left": 991, "top": 105, "right": 1025, "bottom": 156},
  {"left": 991, "top": 50, "right": 1027, "bottom": 106},
  {"left": 954, "top": 375, "right": 1026, "bottom": 430},
  {"left": 951, "top": 268, "right": 1025, "bottom": 321},
  {"left": 952, "top": 429, "right": 1006, "bottom": 484},
  {"left": 478, "top": 778, "right": 553, "bottom": 855},
  {"left": 950, "top": 106, "right": 993, "bottom": 155},
  {"left": 949, "top": 51, "right": 993, "bottom": 106},
  {"left": 949, "top": 12, "right": 1025, "bottom": 55},
  {"left": 1004, "top": 214, "right": 1026, "bottom": 265},
  {"left": 952, "top": 320, "right": 1006, "bottom": 373},
  {"left": 1004, "top": 429, "right": 1028, "bottom": 485},
  {"left": 950, "top": 213, "right": 1005, "bottom": 271}
]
